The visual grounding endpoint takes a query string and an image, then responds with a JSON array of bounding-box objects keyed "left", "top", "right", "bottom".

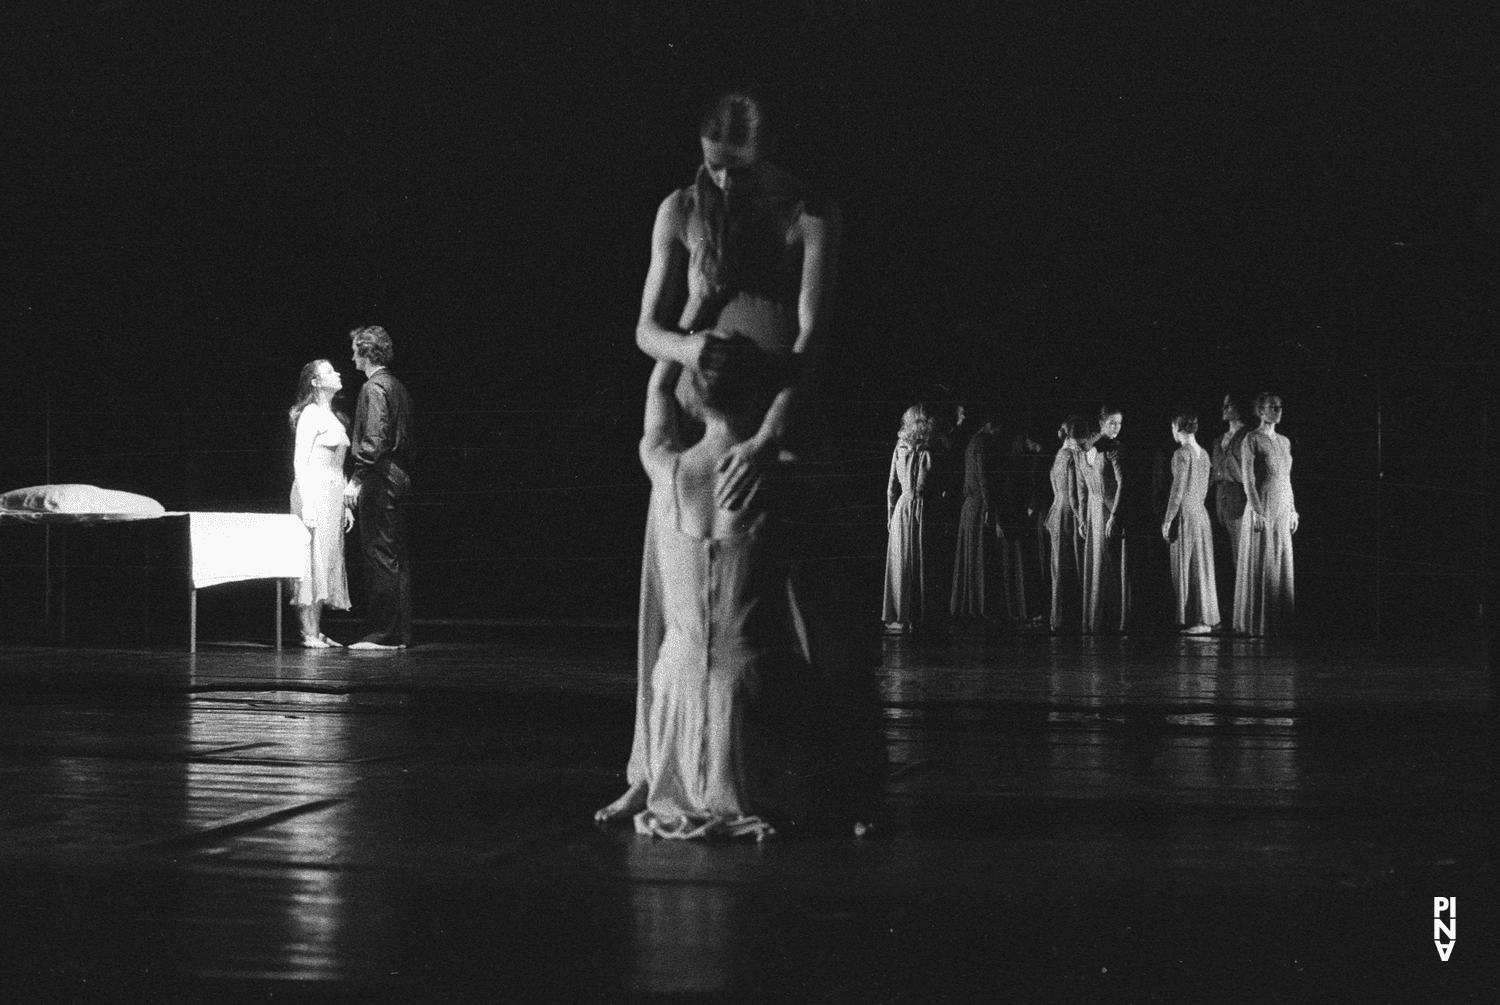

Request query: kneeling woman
[{"left": 597, "top": 342, "right": 870, "bottom": 840}]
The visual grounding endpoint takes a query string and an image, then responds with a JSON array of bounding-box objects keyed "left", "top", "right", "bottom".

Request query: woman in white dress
[
  {"left": 1235, "top": 393, "right": 1299, "bottom": 635},
  {"left": 596, "top": 343, "right": 874, "bottom": 839},
  {"left": 288, "top": 359, "right": 353, "bottom": 647},
  {"left": 883, "top": 404, "right": 936, "bottom": 632},
  {"left": 1161, "top": 411, "right": 1220, "bottom": 634}
]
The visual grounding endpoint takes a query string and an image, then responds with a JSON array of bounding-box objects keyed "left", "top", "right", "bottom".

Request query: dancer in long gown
[
  {"left": 950, "top": 417, "right": 999, "bottom": 620},
  {"left": 597, "top": 350, "right": 796, "bottom": 839},
  {"left": 1234, "top": 394, "right": 1299, "bottom": 636},
  {"left": 287, "top": 360, "right": 352, "bottom": 647},
  {"left": 1088, "top": 406, "right": 1130, "bottom": 632},
  {"left": 1046, "top": 416, "right": 1089, "bottom": 632},
  {"left": 1211, "top": 394, "right": 1250, "bottom": 623},
  {"left": 1161, "top": 412, "right": 1220, "bottom": 634},
  {"left": 632, "top": 92, "right": 841, "bottom": 738},
  {"left": 884, "top": 405, "right": 935, "bottom": 631},
  {"left": 997, "top": 430, "right": 1046, "bottom": 622}
]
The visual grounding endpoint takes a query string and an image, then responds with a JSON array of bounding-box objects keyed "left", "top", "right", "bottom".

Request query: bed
[{"left": 0, "top": 507, "right": 310, "bottom": 651}]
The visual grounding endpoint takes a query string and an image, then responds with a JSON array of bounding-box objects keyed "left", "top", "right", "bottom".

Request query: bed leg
[
  {"left": 190, "top": 588, "right": 197, "bottom": 653},
  {"left": 275, "top": 580, "right": 283, "bottom": 651}
]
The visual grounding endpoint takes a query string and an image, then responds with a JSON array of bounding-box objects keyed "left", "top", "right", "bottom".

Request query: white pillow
[{"left": 0, "top": 484, "right": 166, "bottom": 516}]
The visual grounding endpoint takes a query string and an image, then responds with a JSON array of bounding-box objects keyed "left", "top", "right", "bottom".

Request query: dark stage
[
  {"left": 0, "top": 628, "right": 1492, "bottom": 1001},
  {"left": 6, "top": 4, "right": 1500, "bottom": 1002}
]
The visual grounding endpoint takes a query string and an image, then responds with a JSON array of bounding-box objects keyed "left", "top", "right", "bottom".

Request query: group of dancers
[
  {"left": 284, "top": 90, "right": 1295, "bottom": 841},
  {"left": 882, "top": 394, "right": 1298, "bottom": 638}
]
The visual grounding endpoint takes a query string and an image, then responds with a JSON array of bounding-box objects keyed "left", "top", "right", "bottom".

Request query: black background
[{"left": 6, "top": 2, "right": 1498, "bottom": 631}]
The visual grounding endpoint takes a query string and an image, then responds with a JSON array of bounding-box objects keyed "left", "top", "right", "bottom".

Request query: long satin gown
[
  {"left": 1164, "top": 442, "right": 1220, "bottom": 628},
  {"left": 631, "top": 458, "right": 790, "bottom": 840},
  {"left": 950, "top": 430, "right": 993, "bottom": 619},
  {"left": 1046, "top": 445, "right": 1085, "bottom": 632},
  {"left": 1078, "top": 448, "right": 1122, "bottom": 633},
  {"left": 289, "top": 404, "right": 351, "bottom": 610},
  {"left": 884, "top": 440, "right": 931, "bottom": 625},
  {"left": 1234, "top": 429, "right": 1296, "bottom": 635}
]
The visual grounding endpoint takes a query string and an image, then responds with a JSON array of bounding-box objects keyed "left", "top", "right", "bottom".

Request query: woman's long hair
[
  {"left": 898, "top": 404, "right": 935, "bottom": 448},
  {"left": 287, "top": 360, "right": 348, "bottom": 434},
  {"left": 689, "top": 92, "right": 801, "bottom": 300}
]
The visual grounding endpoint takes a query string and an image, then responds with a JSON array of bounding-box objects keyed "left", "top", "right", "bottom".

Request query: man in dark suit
[{"left": 342, "top": 325, "right": 415, "bottom": 649}]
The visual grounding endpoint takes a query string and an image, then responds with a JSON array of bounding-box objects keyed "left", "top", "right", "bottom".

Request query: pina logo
[{"left": 1433, "top": 897, "right": 1456, "bottom": 961}]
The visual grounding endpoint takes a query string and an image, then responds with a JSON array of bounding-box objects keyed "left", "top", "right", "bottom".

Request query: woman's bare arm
[
  {"left": 638, "top": 358, "right": 684, "bottom": 476},
  {"left": 293, "top": 411, "right": 319, "bottom": 527},
  {"left": 635, "top": 193, "right": 706, "bottom": 367},
  {"left": 1162, "top": 448, "right": 1187, "bottom": 536}
]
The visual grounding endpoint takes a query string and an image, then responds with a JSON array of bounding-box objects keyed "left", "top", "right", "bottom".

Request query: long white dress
[
  {"left": 1164, "top": 442, "right": 1220, "bottom": 628},
  {"left": 1234, "top": 428, "right": 1296, "bottom": 635},
  {"left": 290, "top": 403, "right": 351, "bottom": 610},
  {"left": 630, "top": 458, "right": 795, "bottom": 840},
  {"left": 883, "top": 439, "right": 931, "bottom": 626}
]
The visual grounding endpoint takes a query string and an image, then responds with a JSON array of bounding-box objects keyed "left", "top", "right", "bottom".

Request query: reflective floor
[{"left": 0, "top": 628, "right": 1493, "bottom": 1002}]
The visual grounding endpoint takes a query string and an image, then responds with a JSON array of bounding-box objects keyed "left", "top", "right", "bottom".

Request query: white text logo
[{"left": 1433, "top": 897, "right": 1456, "bottom": 961}]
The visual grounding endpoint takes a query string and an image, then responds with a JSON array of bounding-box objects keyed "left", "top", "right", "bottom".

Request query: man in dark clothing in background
[{"left": 343, "top": 325, "right": 415, "bottom": 649}]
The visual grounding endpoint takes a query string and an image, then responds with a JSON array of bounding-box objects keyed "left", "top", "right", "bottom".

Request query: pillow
[{"left": 0, "top": 484, "right": 166, "bottom": 516}]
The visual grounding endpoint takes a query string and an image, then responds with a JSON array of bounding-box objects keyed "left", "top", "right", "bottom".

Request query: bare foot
[
  {"left": 349, "top": 640, "right": 401, "bottom": 650},
  {"left": 594, "top": 781, "right": 647, "bottom": 825}
]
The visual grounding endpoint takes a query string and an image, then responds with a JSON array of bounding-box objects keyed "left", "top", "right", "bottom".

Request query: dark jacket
[{"left": 351, "top": 368, "right": 415, "bottom": 488}]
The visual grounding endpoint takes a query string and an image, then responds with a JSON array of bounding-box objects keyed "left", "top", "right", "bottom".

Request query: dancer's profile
[
  {"left": 1046, "top": 416, "right": 1089, "bottom": 632},
  {"left": 288, "top": 360, "right": 352, "bottom": 647},
  {"left": 949, "top": 413, "right": 998, "bottom": 620},
  {"left": 1162, "top": 411, "right": 1220, "bottom": 634},
  {"left": 1234, "top": 393, "right": 1298, "bottom": 635},
  {"left": 883, "top": 404, "right": 936, "bottom": 632}
]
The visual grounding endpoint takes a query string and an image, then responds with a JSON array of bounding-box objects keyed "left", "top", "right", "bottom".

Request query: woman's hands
[
  {"left": 343, "top": 506, "right": 356, "bottom": 533},
  {"left": 716, "top": 435, "right": 775, "bottom": 510},
  {"left": 1290, "top": 512, "right": 1299, "bottom": 534}
]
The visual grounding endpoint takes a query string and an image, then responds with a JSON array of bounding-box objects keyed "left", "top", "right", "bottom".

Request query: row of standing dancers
[{"left": 884, "top": 394, "right": 1298, "bottom": 637}]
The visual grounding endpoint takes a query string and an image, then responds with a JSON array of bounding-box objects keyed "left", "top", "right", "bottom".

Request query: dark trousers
[{"left": 357, "top": 462, "right": 412, "bottom": 645}]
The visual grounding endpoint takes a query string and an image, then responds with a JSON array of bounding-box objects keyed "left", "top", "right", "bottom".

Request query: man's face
[{"left": 1100, "top": 413, "right": 1123, "bottom": 439}]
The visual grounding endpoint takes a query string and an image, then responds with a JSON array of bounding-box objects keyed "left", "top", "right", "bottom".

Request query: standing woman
[
  {"left": 1162, "top": 412, "right": 1219, "bottom": 634},
  {"left": 950, "top": 416, "right": 998, "bottom": 619},
  {"left": 1046, "top": 416, "right": 1089, "bottom": 632},
  {"left": 1235, "top": 393, "right": 1299, "bottom": 635},
  {"left": 633, "top": 92, "right": 841, "bottom": 699},
  {"left": 1211, "top": 394, "right": 1250, "bottom": 620},
  {"left": 288, "top": 360, "right": 353, "bottom": 647},
  {"left": 884, "top": 405, "right": 935, "bottom": 632},
  {"left": 1089, "top": 406, "right": 1129, "bottom": 631},
  {"left": 997, "top": 429, "right": 1046, "bottom": 622}
]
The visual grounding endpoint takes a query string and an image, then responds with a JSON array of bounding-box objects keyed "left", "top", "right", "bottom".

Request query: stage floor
[{"left": 0, "top": 629, "right": 1493, "bottom": 1002}]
